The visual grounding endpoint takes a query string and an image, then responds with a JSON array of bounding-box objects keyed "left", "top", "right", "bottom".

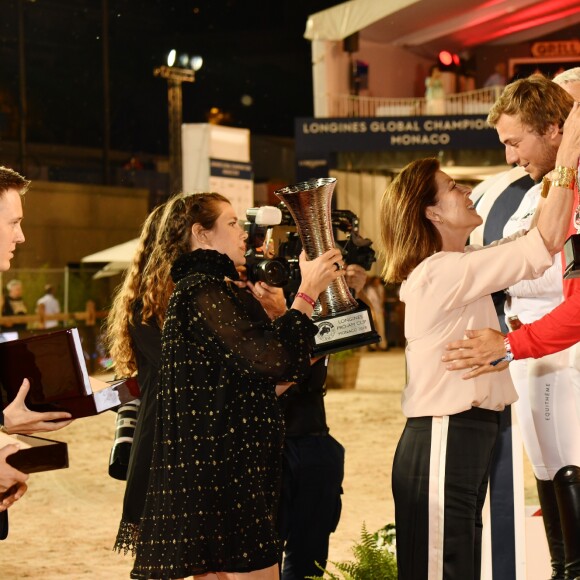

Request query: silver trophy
[{"left": 275, "top": 177, "right": 380, "bottom": 356}]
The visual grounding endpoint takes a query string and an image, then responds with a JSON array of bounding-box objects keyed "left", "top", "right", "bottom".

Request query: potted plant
[
  {"left": 307, "top": 523, "right": 397, "bottom": 580},
  {"left": 326, "top": 348, "right": 361, "bottom": 389}
]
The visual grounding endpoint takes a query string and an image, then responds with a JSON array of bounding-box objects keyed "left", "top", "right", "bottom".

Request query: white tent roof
[
  {"left": 305, "top": 0, "right": 580, "bottom": 56},
  {"left": 81, "top": 238, "right": 139, "bottom": 265},
  {"left": 304, "top": 0, "right": 405, "bottom": 42},
  {"left": 81, "top": 238, "right": 139, "bottom": 278}
]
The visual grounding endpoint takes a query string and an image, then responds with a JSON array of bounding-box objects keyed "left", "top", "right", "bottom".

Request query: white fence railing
[{"left": 326, "top": 86, "right": 504, "bottom": 117}]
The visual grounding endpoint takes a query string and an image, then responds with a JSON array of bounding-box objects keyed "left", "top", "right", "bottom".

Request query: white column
[{"left": 311, "top": 39, "right": 328, "bottom": 117}]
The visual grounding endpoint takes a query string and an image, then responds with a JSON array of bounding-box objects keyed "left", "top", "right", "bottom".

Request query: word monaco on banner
[{"left": 295, "top": 115, "right": 502, "bottom": 153}]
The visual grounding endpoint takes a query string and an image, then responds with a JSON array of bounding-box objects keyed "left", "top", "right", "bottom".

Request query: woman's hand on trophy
[
  {"left": 290, "top": 249, "right": 344, "bottom": 316},
  {"left": 297, "top": 248, "right": 345, "bottom": 297}
]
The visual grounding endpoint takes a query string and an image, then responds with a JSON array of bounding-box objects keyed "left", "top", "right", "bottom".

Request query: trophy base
[
  {"left": 311, "top": 300, "right": 381, "bottom": 357},
  {"left": 564, "top": 234, "right": 580, "bottom": 279}
]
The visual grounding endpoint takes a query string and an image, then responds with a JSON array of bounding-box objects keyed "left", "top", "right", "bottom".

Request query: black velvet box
[
  {"left": 1, "top": 433, "right": 68, "bottom": 474},
  {"left": 0, "top": 328, "right": 139, "bottom": 418}
]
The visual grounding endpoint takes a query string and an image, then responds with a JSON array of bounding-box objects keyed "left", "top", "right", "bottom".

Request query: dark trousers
[
  {"left": 278, "top": 434, "right": 344, "bottom": 580},
  {"left": 0, "top": 511, "right": 7, "bottom": 540},
  {"left": 392, "top": 408, "right": 500, "bottom": 580}
]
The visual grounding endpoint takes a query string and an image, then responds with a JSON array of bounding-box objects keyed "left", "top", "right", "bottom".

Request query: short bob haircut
[{"left": 380, "top": 157, "right": 441, "bottom": 284}]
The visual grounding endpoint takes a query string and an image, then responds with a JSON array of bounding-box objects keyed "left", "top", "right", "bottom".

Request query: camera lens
[
  {"left": 108, "top": 399, "right": 140, "bottom": 480},
  {"left": 256, "top": 258, "right": 290, "bottom": 287}
]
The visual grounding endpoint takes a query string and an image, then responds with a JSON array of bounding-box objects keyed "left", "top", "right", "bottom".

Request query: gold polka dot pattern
[{"left": 133, "top": 250, "right": 318, "bottom": 579}]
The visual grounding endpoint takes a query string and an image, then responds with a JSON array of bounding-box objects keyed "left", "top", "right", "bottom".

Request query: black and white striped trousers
[{"left": 392, "top": 407, "right": 500, "bottom": 580}]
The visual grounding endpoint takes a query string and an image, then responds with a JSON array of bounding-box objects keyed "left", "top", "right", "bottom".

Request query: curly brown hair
[
  {"left": 140, "top": 191, "right": 230, "bottom": 324},
  {"left": 105, "top": 191, "right": 231, "bottom": 376},
  {"left": 380, "top": 158, "right": 441, "bottom": 284},
  {"left": 105, "top": 203, "right": 166, "bottom": 376}
]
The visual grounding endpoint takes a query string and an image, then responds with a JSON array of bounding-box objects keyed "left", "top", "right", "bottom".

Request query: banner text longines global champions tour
[{"left": 295, "top": 116, "right": 501, "bottom": 152}]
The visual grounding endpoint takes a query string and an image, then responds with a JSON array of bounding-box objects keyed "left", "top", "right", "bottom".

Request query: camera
[
  {"left": 244, "top": 206, "right": 292, "bottom": 287},
  {"left": 330, "top": 209, "right": 376, "bottom": 271},
  {"left": 108, "top": 398, "right": 141, "bottom": 481},
  {"left": 244, "top": 203, "right": 376, "bottom": 288}
]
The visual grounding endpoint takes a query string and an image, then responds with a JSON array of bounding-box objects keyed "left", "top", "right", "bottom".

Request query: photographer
[
  {"left": 279, "top": 263, "right": 367, "bottom": 580},
  {"left": 241, "top": 203, "right": 376, "bottom": 578},
  {"left": 242, "top": 261, "right": 367, "bottom": 580}
]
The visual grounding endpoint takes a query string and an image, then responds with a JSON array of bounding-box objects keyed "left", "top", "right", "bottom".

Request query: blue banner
[
  {"left": 295, "top": 115, "right": 502, "bottom": 153},
  {"left": 209, "top": 158, "right": 253, "bottom": 180}
]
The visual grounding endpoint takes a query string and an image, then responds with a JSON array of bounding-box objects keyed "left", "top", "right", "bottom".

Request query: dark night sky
[{"left": 0, "top": 0, "right": 342, "bottom": 155}]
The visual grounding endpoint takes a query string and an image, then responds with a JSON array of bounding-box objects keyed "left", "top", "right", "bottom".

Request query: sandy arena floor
[{"left": 2, "top": 349, "right": 537, "bottom": 579}]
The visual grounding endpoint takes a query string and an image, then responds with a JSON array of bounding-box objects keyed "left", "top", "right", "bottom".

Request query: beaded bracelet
[
  {"left": 490, "top": 336, "right": 514, "bottom": 366},
  {"left": 296, "top": 292, "right": 316, "bottom": 307},
  {"left": 504, "top": 336, "right": 514, "bottom": 362}
]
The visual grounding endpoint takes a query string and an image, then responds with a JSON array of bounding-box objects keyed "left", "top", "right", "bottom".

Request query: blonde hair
[
  {"left": 0, "top": 166, "right": 30, "bottom": 198},
  {"left": 380, "top": 158, "right": 441, "bottom": 284},
  {"left": 487, "top": 75, "right": 573, "bottom": 134}
]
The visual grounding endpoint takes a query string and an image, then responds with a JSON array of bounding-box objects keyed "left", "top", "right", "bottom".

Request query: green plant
[
  {"left": 331, "top": 348, "right": 358, "bottom": 360},
  {"left": 307, "top": 523, "right": 397, "bottom": 580}
]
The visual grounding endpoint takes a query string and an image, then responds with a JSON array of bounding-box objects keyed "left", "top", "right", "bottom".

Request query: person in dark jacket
[
  {"left": 106, "top": 202, "right": 166, "bottom": 561},
  {"left": 0, "top": 166, "right": 72, "bottom": 540}
]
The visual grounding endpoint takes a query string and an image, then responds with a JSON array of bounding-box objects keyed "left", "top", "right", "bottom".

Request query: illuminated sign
[
  {"left": 295, "top": 115, "right": 501, "bottom": 153},
  {"left": 531, "top": 40, "right": 580, "bottom": 58}
]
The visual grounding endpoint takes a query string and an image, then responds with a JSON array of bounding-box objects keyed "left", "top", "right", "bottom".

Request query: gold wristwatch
[{"left": 541, "top": 165, "right": 577, "bottom": 198}]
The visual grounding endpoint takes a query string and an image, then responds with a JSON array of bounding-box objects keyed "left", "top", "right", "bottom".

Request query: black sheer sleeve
[{"left": 185, "top": 279, "right": 317, "bottom": 385}]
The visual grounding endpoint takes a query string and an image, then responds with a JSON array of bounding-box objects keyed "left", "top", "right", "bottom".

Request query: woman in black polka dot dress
[{"left": 133, "top": 192, "right": 344, "bottom": 580}]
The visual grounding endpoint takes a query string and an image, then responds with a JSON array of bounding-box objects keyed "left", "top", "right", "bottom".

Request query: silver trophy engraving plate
[{"left": 313, "top": 308, "right": 373, "bottom": 346}]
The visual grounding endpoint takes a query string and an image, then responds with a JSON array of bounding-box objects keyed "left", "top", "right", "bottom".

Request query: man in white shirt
[{"left": 36, "top": 285, "right": 60, "bottom": 329}]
